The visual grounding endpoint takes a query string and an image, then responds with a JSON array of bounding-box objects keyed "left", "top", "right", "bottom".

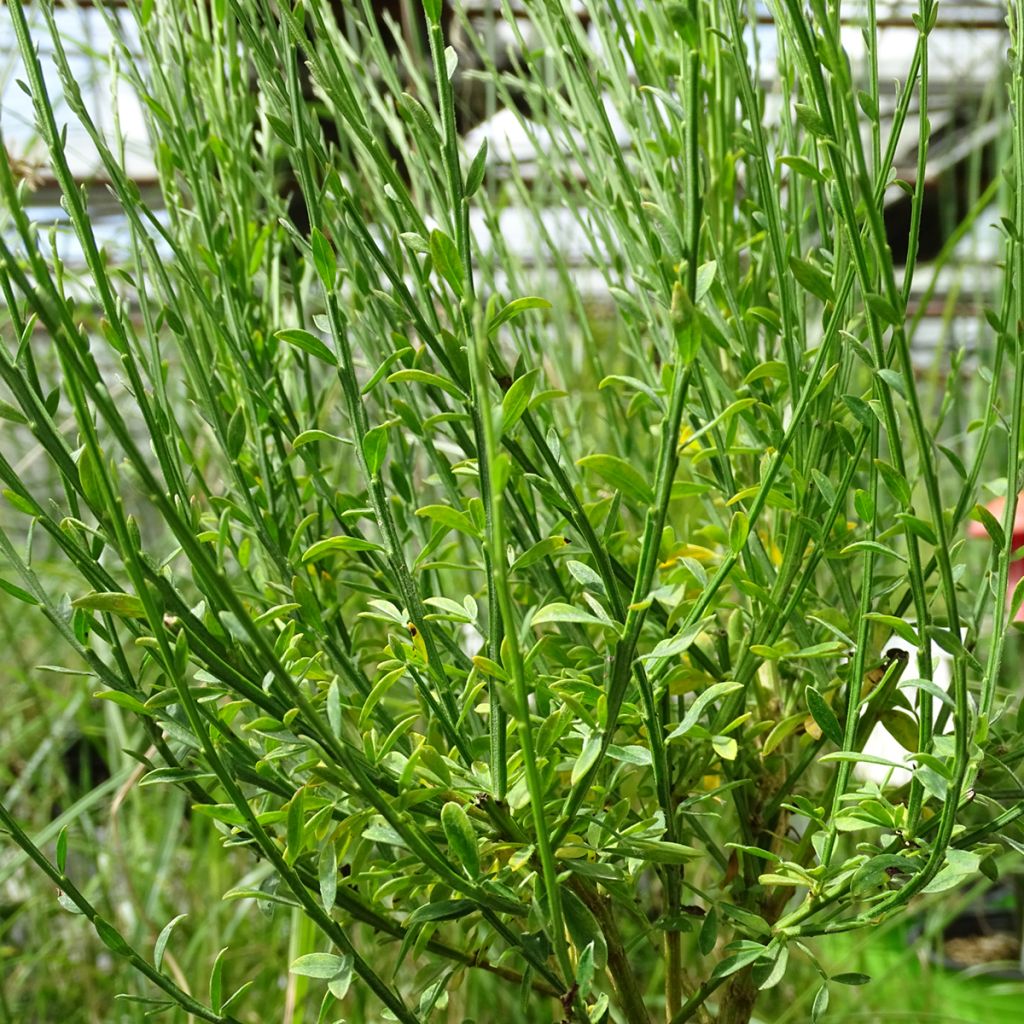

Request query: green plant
[{"left": 2, "top": 1, "right": 1024, "bottom": 1022}]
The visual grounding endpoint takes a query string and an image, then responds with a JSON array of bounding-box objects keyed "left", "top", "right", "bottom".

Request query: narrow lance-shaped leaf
[
  {"left": 429, "top": 229, "right": 464, "bottom": 297},
  {"left": 667, "top": 681, "right": 744, "bottom": 741},
  {"left": 276, "top": 328, "right": 335, "bottom": 365},
  {"left": 806, "top": 687, "right": 844, "bottom": 746},
  {"left": 310, "top": 228, "right": 337, "bottom": 289},
  {"left": 440, "top": 802, "right": 480, "bottom": 878},
  {"left": 578, "top": 453, "right": 654, "bottom": 506},
  {"left": 488, "top": 296, "right": 551, "bottom": 334},
  {"left": 72, "top": 591, "right": 146, "bottom": 619}
]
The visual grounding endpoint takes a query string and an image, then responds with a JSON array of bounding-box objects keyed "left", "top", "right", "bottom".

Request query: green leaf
[
  {"left": 2, "top": 489, "right": 36, "bottom": 517},
  {"left": 57, "top": 890, "right": 83, "bottom": 915},
  {"left": 780, "top": 154, "right": 825, "bottom": 182},
  {"left": 362, "top": 424, "right": 390, "bottom": 477},
  {"left": 854, "top": 488, "right": 875, "bottom": 522},
  {"left": 926, "top": 625, "right": 971, "bottom": 663},
  {"left": 758, "top": 942, "right": 790, "bottom": 991},
  {"left": 577, "top": 941, "right": 596, "bottom": 998},
  {"left": 114, "top": 995, "right": 176, "bottom": 1011},
  {"left": 843, "top": 393, "right": 877, "bottom": 430},
  {"left": 302, "top": 536, "right": 386, "bottom": 560},
  {"left": 531, "top": 603, "right": 618, "bottom": 632},
  {"left": 877, "top": 367, "right": 907, "bottom": 399},
  {"left": 362, "top": 346, "right": 414, "bottom": 395},
  {"left": 501, "top": 369, "right": 539, "bottom": 434},
  {"left": 276, "top": 328, "right": 335, "bottom": 365},
  {"left": 806, "top": 687, "right": 844, "bottom": 746},
  {"left": 72, "top": 591, "right": 146, "bottom": 619},
  {"left": 441, "top": 802, "right": 480, "bottom": 878},
  {"left": 265, "top": 113, "right": 295, "bottom": 146},
  {"left": 327, "top": 955, "right": 354, "bottom": 1000},
  {"left": 614, "top": 839, "right": 701, "bottom": 863},
  {"left": 606, "top": 744, "right": 653, "bottom": 765},
  {"left": 525, "top": 472, "right": 573, "bottom": 513},
  {"left": 795, "top": 103, "right": 830, "bottom": 138},
  {"left": 895, "top": 512, "right": 937, "bottom": 545},
  {"left": 292, "top": 429, "right": 353, "bottom": 449},
  {"left": 572, "top": 733, "right": 602, "bottom": 785},
  {"left": 789, "top": 256, "right": 834, "bottom": 303},
  {"left": 863, "top": 613, "right": 919, "bottom": 646},
  {"left": 819, "top": 751, "right": 907, "bottom": 768},
  {"left": 899, "top": 677, "right": 954, "bottom": 709},
  {"left": 866, "top": 293, "right": 902, "bottom": 326},
  {"left": 561, "top": 889, "right": 608, "bottom": 970},
  {"left": 415, "top": 504, "right": 480, "bottom": 538},
  {"left": 712, "top": 735, "right": 738, "bottom": 760},
  {"left": 787, "top": 641, "right": 847, "bottom": 660},
  {"left": 831, "top": 972, "right": 870, "bottom": 986},
  {"left": 746, "top": 305, "right": 781, "bottom": 331},
  {"left": 224, "top": 406, "right": 245, "bottom": 460},
  {"left": 687, "top": 398, "right": 758, "bottom": 447},
  {"left": 55, "top": 825, "right": 68, "bottom": 874},
  {"left": 811, "top": 362, "right": 839, "bottom": 401},
  {"left": 387, "top": 369, "right": 467, "bottom": 400},
  {"left": 839, "top": 540, "right": 907, "bottom": 562},
  {"left": 429, "top": 229, "right": 464, "bottom": 296},
  {"left": 192, "top": 804, "right": 248, "bottom": 826},
  {"left": 811, "top": 469, "right": 836, "bottom": 507},
  {"left": 640, "top": 618, "right": 713, "bottom": 664},
  {"left": 666, "top": 681, "right": 743, "bottom": 741},
  {"left": 729, "top": 510, "right": 749, "bottom": 554},
  {"left": 811, "top": 983, "right": 830, "bottom": 1023},
  {"left": 874, "top": 459, "right": 911, "bottom": 507},
  {"left": 140, "top": 768, "right": 216, "bottom": 787},
  {"left": 0, "top": 576, "right": 38, "bottom": 606},
  {"left": 93, "top": 690, "right": 150, "bottom": 715},
  {"left": 285, "top": 788, "right": 305, "bottom": 865},
  {"left": 922, "top": 849, "right": 981, "bottom": 894},
  {"left": 163, "top": 306, "right": 185, "bottom": 335},
  {"left": 79, "top": 447, "right": 107, "bottom": 513},
  {"left": 510, "top": 535, "right": 571, "bottom": 572},
  {"left": 465, "top": 138, "right": 488, "bottom": 196},
  {"left": 970, "top": 503, "right": 1006, "bottom": 549},
  {"left": 407, "top": 899, "right": 477, "bottom": 925},
  {"left": 711, "top": 941, "right": 771, "bottom": 980},
  {"left": 154, "top": 914, "right": 187, "bottom": 972},
  {"left": 600, "top": 374, "right": 665, "bottom": 408},
  {"left": 699, "top": 907, "right": 718, "bottom": 956},
  {"left": 319, "top": 842, "right": 338, "bottom": 913},
  {"left": 1012, "top": 575, "right": 1024, "bottom": 621},
  {"left": 858, "top": 89, "right": 879, "bottom": 120},
  {"left": 488, "top": 296, "right": 552, "bottom": 335},
  {"left": 695, "top": 260, "right": 717, "bottom": 302},
  {"left": 763, "top": 713, "right": 807, "bottom": 756},
  {"left": 578, "top": 453, "right": 655, "bottom": 506},
  {"left": 880, "top": 710, "right": 919, "bottom": 752},
  {"left": 310, "top": 228, "right": 337, "bottom": 289},
  {"left": 94, "top": 917, "right": 131, "bottom": 957},
  {"left": 743, "top": 361, "right": 788, "bottom": 385},
  {"left": 290, "top": 952, "right": 346, "bottom": 979}
]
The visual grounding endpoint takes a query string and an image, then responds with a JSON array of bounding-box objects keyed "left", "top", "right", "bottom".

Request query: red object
[{"left": 967, "top": 494, "right": 1024, "bottom": 621}]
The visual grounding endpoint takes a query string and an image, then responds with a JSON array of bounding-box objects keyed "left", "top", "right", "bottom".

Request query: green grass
[
  {"left": 2, "top": 1, "right": 1024, "bottom": 1022},
  {"left": 765, "top": 888, "right": 1024, "bottom": 1024}
]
